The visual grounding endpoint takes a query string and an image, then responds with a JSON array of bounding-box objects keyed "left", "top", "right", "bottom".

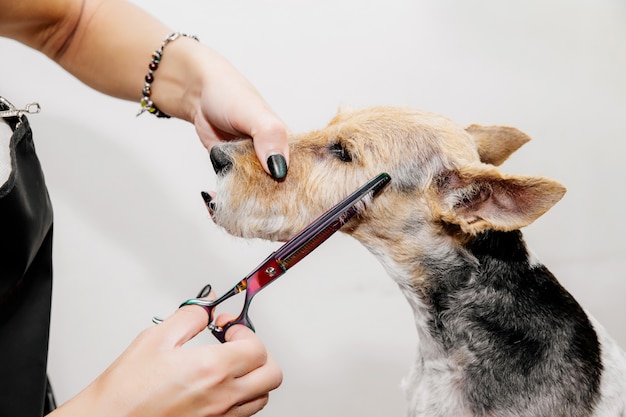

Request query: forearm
[
  {"left": 1, "top": 0, "right": 206, "bottom": 122},
  {"left": 56, "top": 0, "right": 170, "bottom": 101},
  {"left": 50, "top": 0, "right": 257, "bottom": 124}
]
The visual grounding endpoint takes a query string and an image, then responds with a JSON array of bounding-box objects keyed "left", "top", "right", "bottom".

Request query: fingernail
[
  {"left": 267, "top": 153, "right": 287, "bottom": 180},
  {"left": 197, "top": 284, "right": 212, "bottom": 298}
]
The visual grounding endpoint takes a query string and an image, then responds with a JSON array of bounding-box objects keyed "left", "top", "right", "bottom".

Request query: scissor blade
[
  {"left": 277, "top": 173, "right": 390, "bottom": 270},
  {"left": 155, "top": 175, "right": 389, "bottom": 340},
  {"left": 243, "top": 172, "right": 390, "bottom": 297}
]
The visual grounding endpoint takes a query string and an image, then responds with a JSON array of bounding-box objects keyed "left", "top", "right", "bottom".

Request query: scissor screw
[{"left": 265, "top": 266, "right": 277, "bottom": 277}]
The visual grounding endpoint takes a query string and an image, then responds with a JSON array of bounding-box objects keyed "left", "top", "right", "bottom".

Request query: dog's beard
[
  {"left": 208, "top": 167, "right": 367, "bottom": 242},
  {"left": 215, "top": 209, "right": 295, "bottom": 241},
  {"left": 206, "top": 179, "right": 309, "bottom": 242}
]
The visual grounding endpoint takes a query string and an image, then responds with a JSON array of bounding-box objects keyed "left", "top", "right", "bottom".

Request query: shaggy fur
[{"left": 204, "top": 106, "right": 626, "bottom": 417}]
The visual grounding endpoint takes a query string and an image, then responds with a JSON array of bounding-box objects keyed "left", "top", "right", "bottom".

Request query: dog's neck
[{"left": 350, "top": 226, "right": 603, "bottom": 415}]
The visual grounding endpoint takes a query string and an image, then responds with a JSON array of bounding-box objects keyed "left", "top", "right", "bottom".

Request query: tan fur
[
  {"left": 466, "top": 124, "right": 531, "bottom": 166},
  {"left": 208, "top": 105, "right": 567, "bottom": 296},
  {"left": 209, "top": 106, "right": 565, "bottom": 246}
]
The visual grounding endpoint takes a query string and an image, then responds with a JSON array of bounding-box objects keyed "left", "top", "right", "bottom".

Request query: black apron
[{"left": 0, "top": 97, "right": 56, "bottom": 415}]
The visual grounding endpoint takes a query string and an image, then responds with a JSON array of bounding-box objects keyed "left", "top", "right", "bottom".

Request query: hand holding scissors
[{"left": 154, "top": 172, "right": 390, "bottom": 342}]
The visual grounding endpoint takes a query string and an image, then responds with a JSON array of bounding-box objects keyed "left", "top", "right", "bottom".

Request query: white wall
[{"left": 1, "top": 0, "right": 625, "bottom": 415}]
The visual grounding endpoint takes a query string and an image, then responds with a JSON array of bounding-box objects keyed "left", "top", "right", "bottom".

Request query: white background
[{"left": 1, "top": 0, "right": 625, "bottom": 415}]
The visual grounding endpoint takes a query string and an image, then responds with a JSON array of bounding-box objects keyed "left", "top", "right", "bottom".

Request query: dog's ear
[
  {"left": 465, "top": 125, "right": 531, "bottom": 166},
  {"left": 434, "top": 164, "right": 566, "bottom": 234}
]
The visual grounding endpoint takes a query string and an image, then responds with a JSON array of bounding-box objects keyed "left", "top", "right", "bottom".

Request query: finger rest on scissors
[{"left": 150, "top": 293, "right": 217, "bottom": 325}]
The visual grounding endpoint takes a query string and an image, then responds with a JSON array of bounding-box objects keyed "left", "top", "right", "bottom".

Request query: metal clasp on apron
[{"left": 0, "top": 96, "right": 40, "bottom": 126}]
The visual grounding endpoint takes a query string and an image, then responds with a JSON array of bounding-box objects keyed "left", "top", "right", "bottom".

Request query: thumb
[
  {"left": 223, "top": 322, "right": 258, "bottom": 343},
  {"left": 215, "top": 313, "right": 257, "bottom": 343}
]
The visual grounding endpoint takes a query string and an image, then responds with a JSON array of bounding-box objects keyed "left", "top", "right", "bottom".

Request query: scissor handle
[
  {"left": 179, "top": 278, "right": 259, "bottom": 343},
  {"left": 177, "top": 297, "right": 248, "bottom": 343},
  {"left": 210, "top": 295, "right": 255, "bottom": 343}
]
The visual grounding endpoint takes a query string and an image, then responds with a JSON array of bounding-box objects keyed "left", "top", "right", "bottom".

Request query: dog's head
[{"left": 205, "top": 107, "right": 565, "bottom": 245}]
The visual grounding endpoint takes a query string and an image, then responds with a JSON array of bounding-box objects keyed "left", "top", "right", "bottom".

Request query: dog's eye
[{"left": 329, "top": 142, "right": 353, "bottom": 162}]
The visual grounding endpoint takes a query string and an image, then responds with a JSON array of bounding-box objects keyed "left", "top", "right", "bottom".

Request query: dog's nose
[{"left": 210, "top": 146, "right": 233, "bottom": 175}]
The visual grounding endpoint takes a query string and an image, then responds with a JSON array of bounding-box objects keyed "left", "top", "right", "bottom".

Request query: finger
[
  {"left": 207, "top": 320, "right": 269, "bottom": 377},
  {"left": 233, "top": 352, "right": 283, "bottom": 401},
  {"left": 220, "top": 327, "right": 283, "bottom": 397},
  {"left": 155, "top": 302, "right": 212, "bottom": 348},
  {"left": 250, "top": 118, "right": 290, "bottom": 180},
  {"left": 227, "top": 100, "right": 289, "bottom": 179},
  {"left": 227, "top": 395, "right": 270, "bottom": 417},
  {"left": 214, "top": 312, "right": 236, "bottom": 327},
  {"left": 217, "top": 352, "right": 281, "bottom": 413}
]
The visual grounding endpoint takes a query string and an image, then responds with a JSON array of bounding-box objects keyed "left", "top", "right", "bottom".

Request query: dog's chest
[{"left": 387, "top": 231, "right": 605, "bottom": 417}]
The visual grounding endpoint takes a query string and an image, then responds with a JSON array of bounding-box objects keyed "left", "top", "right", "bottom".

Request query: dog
[{"left": 203, "top": 106, "right": 626, "bottom": 416}]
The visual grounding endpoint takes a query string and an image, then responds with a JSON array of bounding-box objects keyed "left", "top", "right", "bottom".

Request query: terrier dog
[{"left": 204, "top": 107, "right": 626, "bottom": 416}]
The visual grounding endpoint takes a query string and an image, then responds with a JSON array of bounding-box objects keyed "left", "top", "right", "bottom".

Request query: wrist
[
  {"left": 144, "top": 34, "right": 209, "bottom": 122},
  {"left": 137, "top": 33, "right": 200, "bottom": 120}
]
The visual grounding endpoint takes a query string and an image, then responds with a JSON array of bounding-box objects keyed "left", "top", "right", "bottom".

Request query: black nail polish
[
  {"left": 197, "top": 284, "right": 212, "bottom": 298},
  {"left": 267, "top": 154, "right": 287, "bottom": 180}
]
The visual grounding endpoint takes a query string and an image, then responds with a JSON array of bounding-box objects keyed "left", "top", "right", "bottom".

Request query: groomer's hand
[
  {"left": 154, "top": 40, "right": 290, "bottom": 180},
  {"left": 48, "top": 305, "right": 282, "bottom": 417}
]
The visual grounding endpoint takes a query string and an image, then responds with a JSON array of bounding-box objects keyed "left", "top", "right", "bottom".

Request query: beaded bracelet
[{"left": 137, "top": 32, "right": 199, "bottom": 118}]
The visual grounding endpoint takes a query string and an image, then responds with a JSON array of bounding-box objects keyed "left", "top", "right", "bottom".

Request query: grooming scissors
[{"left": 153, "top": 172, "right": 391, "bottom": 342}]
